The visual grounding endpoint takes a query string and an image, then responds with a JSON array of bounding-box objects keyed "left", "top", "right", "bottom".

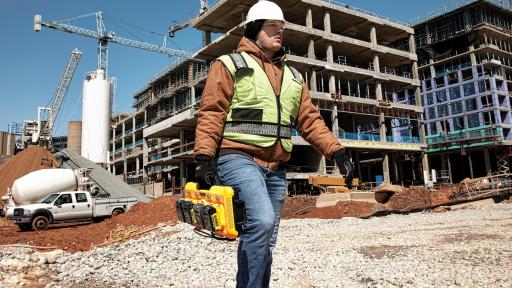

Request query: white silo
[{"left": 81, "top": 69, "right": 111, "bottom": 164}]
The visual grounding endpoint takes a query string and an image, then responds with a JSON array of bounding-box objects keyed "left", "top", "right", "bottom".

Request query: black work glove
[
  {"left": 333, "top": 149, "right": 354, "bottom": 189},
  {"left": 195, "top": 156, "right": 221, "bottom": 189}
]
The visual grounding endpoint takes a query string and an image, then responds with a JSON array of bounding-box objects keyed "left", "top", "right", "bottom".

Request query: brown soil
[
  {"left": 0, "top": 147, "right": 55, "bottom": 200},
  {"left": 281, "top": 195, "right": 377, "bottom": 219},
  {"left": 0, "top": 196, "right": 180, "bottom": 252},
  {"left": 385, "top": 185, "right": 457, "bottom": 212},
  {"left": 292, "top": 200, "right": 376, "bottom": 219},
  {"left": 0, "top": 174, "right": 492, "bottom": 253}
]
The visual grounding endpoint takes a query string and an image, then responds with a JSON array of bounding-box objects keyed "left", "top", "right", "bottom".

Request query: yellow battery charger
[{"left": 175, "top": 182, "right": 245, "bottom": 239}]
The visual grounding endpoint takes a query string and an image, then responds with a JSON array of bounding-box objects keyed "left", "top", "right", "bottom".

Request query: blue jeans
[{"left": 216, "top": 154, "right": 287, "bottom": 288}]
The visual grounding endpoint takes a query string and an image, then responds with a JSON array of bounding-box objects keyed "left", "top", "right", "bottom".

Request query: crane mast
[
  {"left": 34, "top": 12, "right": 192, "bottom": 75},
  {"left": 33, "top": 48, "right": 82, "bottom": 148}
]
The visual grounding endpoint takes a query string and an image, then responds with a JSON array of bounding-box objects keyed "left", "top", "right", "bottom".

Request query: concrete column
[
  {"left": 370, "top": 26, "right": 377, "bottom": 45},
  {"left": 354, "top": 152, "right": 362, "bottom": 182},
  {"left": 136, "top": 157, "right": 140, "bottom": 174},
  {"left": 123, "top": 159, "right": 128, "bottom": 180},
  {"left": 421, "top": 152, "right": 430, "bottom": 182},
  {"left": 411, "top": 158, "right": 417, "bottom": 181},
  {"left": 393, "top": 157, "right": 399, "bottom": 183},
  {"left": 142, "top": 138, "right": 149, "bottom": 179},
  {"left": 379, "top": 113, "right": 386, "bottom": 141},
  {"left": 319, "top": 155, "right": 327, "bottom": 174},
  {"left": 429, "top": 59, "right": 436, "bottom": 78},
  {"left": 399, "top": 159, "right": 405, "bottom": 185},
  {"left": 484, "top": 148, "right": 491, "bottom": 174},
  {"left": 203, "top": 31, "right": 211, "bottom": 46},
  {"left": 376, "top": 82, "right": 383, "bottom": 101},
  {"left": 306, "top": 7, "right": 313, "bottom": 29},
  {"left": 329, "top": 74, "right": 336, "bottom": 93},
  {"left": 180, "top": 160, "right": 186, "bottom": 189},
  {"left": 447, "top": 154, "right": 453, "bottom": 184},
  {"left": 180, "top": 129, "right": 185, "bottom": 153},
  {"left": 191, "top": 86, "right": 196, "bottom": 104},
  {"left": 310, "top": 70, "right": 317, "bottom": 91},
  {"left": 326, "top": 43, "right": 333, "bottom": 63},
  {"left": 331, "top": 104, "right": 339, "bottom": 137},
  {"left": 409, "top": 34, "right": 416, "bottom": 54},
  {"left": 382, "top": 153, "right": 390, "bottom": 183},
  {"left": 469, "top": 46, "right": 477, "bottom": 66},
  {"left": 463, "top": 10, "right": 472, "bottom": 31},
  {"left": 412, "top": 61, "right": 419, "bottom": 80},
  {"left": 468, "top": 152, "right": 474, "bottom": 179},
  {"left": 373, "top": 54, "right": 380, "bottom": 72},
  {"left": 308, "top": 38, "right": 315, "bottom": 59},
  {"left": 324, "top": 11, "right": 331, "bottom": 33},
  {"left": 425, "top": 23, "right": 431, "bottom": 45}
]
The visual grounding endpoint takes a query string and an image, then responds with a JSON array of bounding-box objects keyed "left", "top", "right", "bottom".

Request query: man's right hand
[
  {"left": 195, "top": 156, "right": 221, "bottom": 189},
  {"left": 333, "top": 149, "right": 354, "bottom": 189}
]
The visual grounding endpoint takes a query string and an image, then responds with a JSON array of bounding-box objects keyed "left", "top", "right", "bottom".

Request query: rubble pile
[
  {"left": 0, "top": 146, "right": 54, "bottom": 201},
  {"left": 0, "top": 196, "right": 180, "bottom": 252}
]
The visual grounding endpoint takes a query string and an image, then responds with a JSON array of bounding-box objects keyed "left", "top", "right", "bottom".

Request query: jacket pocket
[{"left": 231, "top": 109, "right": 263, "bottom": 121}]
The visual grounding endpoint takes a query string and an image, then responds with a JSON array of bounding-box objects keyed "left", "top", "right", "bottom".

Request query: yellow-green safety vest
[{"left": 218, "top": 51, "right": 303, "bottom": 153}]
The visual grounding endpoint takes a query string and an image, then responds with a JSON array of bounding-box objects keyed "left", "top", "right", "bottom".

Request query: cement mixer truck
[{"left": 1, "top": 168, "right": 137, "bottom": 231}]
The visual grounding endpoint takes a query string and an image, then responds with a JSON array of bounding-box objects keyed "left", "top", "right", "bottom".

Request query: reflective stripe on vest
[{"left": 218, "top": 52, "right": 303, "bottom": 152}]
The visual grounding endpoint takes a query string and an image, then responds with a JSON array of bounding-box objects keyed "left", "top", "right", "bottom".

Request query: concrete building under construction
[
  {"left": 412, "top": 0, "right": 512, "bottom": 183},
  {"left": 111, "top": 0, "right": 430, "bottom": 194}
]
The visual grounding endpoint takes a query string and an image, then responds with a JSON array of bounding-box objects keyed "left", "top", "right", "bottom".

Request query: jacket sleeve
[
  {"left": 193, "top": 61, "right": 234, "bottom": 159},
  {"left": 296, "top": 83, "right": 343, "bottom": 159}
]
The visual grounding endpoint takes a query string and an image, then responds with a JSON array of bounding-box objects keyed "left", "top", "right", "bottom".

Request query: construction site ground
[{"left": 0, "top": 147, "right": 511, "bottom": 287}]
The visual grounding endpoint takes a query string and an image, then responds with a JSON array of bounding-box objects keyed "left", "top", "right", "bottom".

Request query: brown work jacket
[{"left": 194, "top": 37, "right": 342, "bottom": 170}]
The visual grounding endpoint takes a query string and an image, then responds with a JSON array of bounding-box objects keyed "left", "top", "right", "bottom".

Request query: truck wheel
[
  {"left": 31, "top": 215, "right": 49, "bottom": 231},
  {"left": 112, "top": 209, "right": 124, "bottom": 216},
  {"left": 18, "top": 224, "right": 32, "bottom": 231}
]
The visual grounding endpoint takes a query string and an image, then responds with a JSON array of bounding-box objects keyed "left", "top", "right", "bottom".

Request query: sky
[{"left": 0, "top": 0, "right": 452, "bottom": 136}]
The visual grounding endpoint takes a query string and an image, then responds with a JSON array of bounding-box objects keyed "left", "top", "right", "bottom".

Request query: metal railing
[
  {"left": 339, "top": 131, "right": 420, "bottom": 144},
  {"left": 426, "top": 126, "right": 501, "bottom": 145},
  {"left": 408, "top": 0, "right": 512, "bottom": 26},
  {"left": 322, "top": 0, "right": 408, "bottom": 27}
]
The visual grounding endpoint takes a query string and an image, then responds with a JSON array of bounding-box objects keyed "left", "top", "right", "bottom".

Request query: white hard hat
[{"left": 246, "top": 1, "right": 284, "bottom": 23}]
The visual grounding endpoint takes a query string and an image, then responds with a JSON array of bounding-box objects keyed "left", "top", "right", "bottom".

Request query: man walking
[{"left": 193, "top": 1, "right": 354, "bottom": 287}]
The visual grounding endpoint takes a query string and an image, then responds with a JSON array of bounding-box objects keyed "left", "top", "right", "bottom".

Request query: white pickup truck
[{"left": 11, "top": 191, "right": 137, "bottom": 231}]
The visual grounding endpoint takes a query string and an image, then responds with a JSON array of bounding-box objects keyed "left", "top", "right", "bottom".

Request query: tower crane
[
  {"left": 32, "top": 48, "right": 82, "bottom": 148},
  {"left": 169, "top": 0, "right": 209, "bottom": 37},
  {"left": 34, "top": 12, "right": 193, "bottom": 75}
]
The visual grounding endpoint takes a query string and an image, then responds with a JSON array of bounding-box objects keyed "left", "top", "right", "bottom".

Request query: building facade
[
  {"left": 112, "top": 0, "right": 431, "bottom": 193},
  {"left": 413, "top": 0, "right": 512, "bottom": 183}
]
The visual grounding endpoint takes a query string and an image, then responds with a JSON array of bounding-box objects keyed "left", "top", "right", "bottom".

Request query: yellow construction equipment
[{"left": 308, "top": 176, "right": 359, "bottom": 193}]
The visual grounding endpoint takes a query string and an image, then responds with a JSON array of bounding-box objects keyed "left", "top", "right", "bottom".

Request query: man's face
[{"left": 256, "top": 20, "right": 285, "bottom": 54}]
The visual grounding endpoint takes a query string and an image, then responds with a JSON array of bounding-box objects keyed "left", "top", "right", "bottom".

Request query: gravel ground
[{"left": 1, "top": 203, "right": 511, "bottom": 288}]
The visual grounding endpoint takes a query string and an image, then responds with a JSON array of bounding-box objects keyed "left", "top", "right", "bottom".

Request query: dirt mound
[
  {"left": 282, "top": 195, "right": 376, "bottom": 219},
  {"left": 281, "top": 196, "right": 317, "bottom": 219},
  {"left": 0, "top": 196, "right": 180, "bottom": 252},
  {"left": 385, "top": 185, "right": 457, "bottom": 211},
  {"left": 292, "top": 200, "right": 376, "bottom": 219},
  {"left": 0, "top": 146, "right": 54, "bottom": 199}
]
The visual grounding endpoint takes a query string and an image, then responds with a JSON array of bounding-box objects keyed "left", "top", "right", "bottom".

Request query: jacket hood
[{"left": 236, "top": 37, "right": 286, "bottom": 63}]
